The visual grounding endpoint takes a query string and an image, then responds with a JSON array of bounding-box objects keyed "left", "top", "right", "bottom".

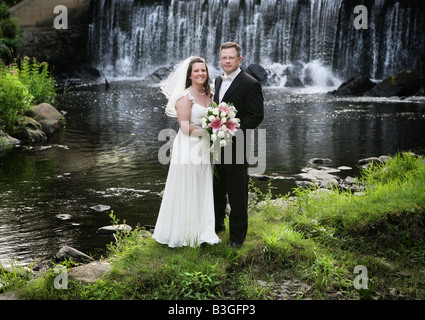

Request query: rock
[
  {"left": 0, "top": 129, "right": 20, "bottom": 150},
  {"left": 250, "top": 173, "right": 291, "bottom": 181},
  {"left": 344, "top": 176, "right": 357, "bottom": 185},
  {"left": 90, "top": 204, "right": 111, "bottom": 212},
  {"left": 364, "top": 68, "right": 425, "bottom": 97},
  {"left": 328, "top": 76, "right": 375, "bottom": 96},
  {"left": 56, "top": 213, "right": 72, "bottom": 220},
  {"left": 295, "top": 180, "right": 315, "bottom": 189},
  {"left": 413, "top": 89, "right": 425, "bottom": 96},
  {"left": 23, "top": 116, "right": 42, "bottom": 131},
  {"left": 358, "top": 157, "right": 384, "bottom": 169},
  {"left": 319, "top": 178, "right": 339, "bottom": 189},
  {"left": 12, "top": 124, "right": 47, "bottom": 144},
  {"left": 55, "top": 245, "right": 94, "bottom": 264},
  {"left": 308, "top": 158, "right": 333, "bottom": 166},
  {"left": 285, "top": 76, "right": 305, "bottom": 88},
  {"left": 0, "top": 290, "right": 22, "bottom": 300},
  {"left": 316, "top": 167, "right": 341, "bottom": 174},
  {"left": 337, "top": 166, "right": 352, "bottom": 170},
  {"left": 298, "top": 169, "right": 339, "bottom": 183},
  {"left": 378, "top": 155, "right": 392, "bottom": 163},
  {"left": 68, "top": 261, "right": 112, "bottom": 285},
  {"left": 27, "top": 103, "right": 64, "bottom": 136},
  {"left": 97, "top": 224, "right": 132, "bottom": 235},
  {"left": 141, "top": 67, "right": 171, "bottom": 85},
  {"left": 246, "top": 64, "right": 268, "bottom": 84}
]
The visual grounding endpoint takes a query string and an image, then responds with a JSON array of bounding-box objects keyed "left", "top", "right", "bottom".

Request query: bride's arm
[{"left": 175, "top": 95, "right": 205, "bottom": 137}]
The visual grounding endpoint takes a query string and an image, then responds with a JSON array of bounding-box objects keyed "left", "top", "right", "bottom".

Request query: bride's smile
[{"left": 190, "top": 63, "right": 207, "bottom": 86}]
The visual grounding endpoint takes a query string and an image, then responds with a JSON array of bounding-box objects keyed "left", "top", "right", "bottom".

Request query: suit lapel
[
  {"left": 214, "top": 77, "right": 222, "bottom": 103},
  {"left": 222, "top": 70, "right": 244, "bottom": 103}
]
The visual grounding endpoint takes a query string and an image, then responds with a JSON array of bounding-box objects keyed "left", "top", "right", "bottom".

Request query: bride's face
[{"left": 190, "top": 62, "right": 208, "bottom": 86}]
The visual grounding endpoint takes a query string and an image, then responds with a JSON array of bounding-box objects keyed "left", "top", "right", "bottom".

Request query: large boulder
[
  {"left": 68, "top": 261, "right": 112, "bottom": 285},
  {"left": 246, "top": 64, "right": 268, "bottom": 84},
  {"left": 329, "top": 76, "right": 376, "bottom": 96},
  {"left": 141, "top": 67, "right": 172, "bottom": 85},
  {"left": 285, "top": 76, "right": 305, "bottom": 88},
  {"left": 12, "top": 117, "right": 47, "bottom": 144},
  {"left": 364, "top": 68, "right": 425, "bottom": 97},
  {"left": 26, "top": 103, "right": 64, "bottom": 136}
]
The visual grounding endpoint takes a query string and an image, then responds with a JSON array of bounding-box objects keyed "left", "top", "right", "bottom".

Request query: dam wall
[{"left": 10, "top": 0, "right": 94, "bottom": 78}]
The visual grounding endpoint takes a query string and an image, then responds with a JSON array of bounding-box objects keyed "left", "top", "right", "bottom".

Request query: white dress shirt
[{"left": 218, "top": 67, "right": 241, "bottom": 103}]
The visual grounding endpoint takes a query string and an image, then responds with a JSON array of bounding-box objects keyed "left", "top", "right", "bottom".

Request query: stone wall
[{"left": 10, "top": 0, "right": 94, "bottom": 78}]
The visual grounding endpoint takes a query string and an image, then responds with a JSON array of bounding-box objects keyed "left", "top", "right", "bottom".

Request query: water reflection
[{"left": 1, "top": 83, "right": 424, "bottom": 267}]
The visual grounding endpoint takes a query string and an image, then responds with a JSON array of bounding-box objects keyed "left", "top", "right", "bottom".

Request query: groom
[{"left": 213, "top": 41, "right": 264, "bottom": 248}]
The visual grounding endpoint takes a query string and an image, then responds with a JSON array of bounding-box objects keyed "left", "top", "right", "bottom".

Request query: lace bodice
[{"left": 179, "top": 90, "right": 210, "bottom": 127}]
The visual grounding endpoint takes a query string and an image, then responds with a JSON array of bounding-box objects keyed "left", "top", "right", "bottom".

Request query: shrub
[
  {"left": 17, "top": 57, "right": 56, "bottom": 105},
  {"left": 0, "top": 63, "right": 33, "bottom": 132},
  {"left": 0, "top": 57, "right": 56, "bottom": 132},
  {"left": 0, "top": 2, "right": 21, "bottom": 64}
]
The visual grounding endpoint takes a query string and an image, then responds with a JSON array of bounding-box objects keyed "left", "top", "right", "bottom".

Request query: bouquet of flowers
[{"left": 201, "top": 101, "right": 240, "bottom": 158}]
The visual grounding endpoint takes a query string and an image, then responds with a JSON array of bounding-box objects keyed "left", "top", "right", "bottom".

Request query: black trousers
[{"left": 213, "top": 163, "right": 249, "bottom": 244}]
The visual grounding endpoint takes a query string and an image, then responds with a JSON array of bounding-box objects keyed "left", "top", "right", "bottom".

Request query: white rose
[
  {"left": 208, "top": 115, "right": 216, "bottom": 122},
  {"left": 211, "top": 133, "right": 217, "bottom": 142},
  {"left": 220, "top": 139, "right": 227, "bottom": 147},
  {"left": 221, "top": 117, "right": 227, "bottom": 123},
  {"left": 212, "top": 108, "right": 219, "bottom": 115},
  {"left": 220, "top": 111, "right": 227, "bottom": 117},
  {"left": 228, "top": 111, "right": 236, "bottom": 118},
  {"left": 221, "top": 124, "right": 227, "bottom": 131},
  {"left": 217, "top": 130, "right": 225, "bottom": 138}
]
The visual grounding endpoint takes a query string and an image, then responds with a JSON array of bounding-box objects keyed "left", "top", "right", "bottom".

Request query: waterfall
[{"left": 88, "top": 0, "right": 425, "bottom": 86}]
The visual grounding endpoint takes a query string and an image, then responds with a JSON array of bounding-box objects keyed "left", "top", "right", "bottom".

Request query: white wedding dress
[{"left": 153, "top": 91, "right": 220, "bottom": 247}]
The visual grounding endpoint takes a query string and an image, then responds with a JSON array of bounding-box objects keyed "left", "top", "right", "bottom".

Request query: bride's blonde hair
[{"left": 185, "top": 57, "right": 212, "bottom": 97}]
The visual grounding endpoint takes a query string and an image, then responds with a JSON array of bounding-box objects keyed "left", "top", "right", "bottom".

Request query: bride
[{"left": 153, "top": 57, "right": 220, "bottom": 248}]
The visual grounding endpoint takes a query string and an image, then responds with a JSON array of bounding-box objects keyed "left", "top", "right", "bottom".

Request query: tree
[{"left": 0, "top": 1, "right": 21, "bottom": 64}]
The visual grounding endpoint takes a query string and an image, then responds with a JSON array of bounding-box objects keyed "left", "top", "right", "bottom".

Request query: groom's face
[{"left": 220, "top": 47, "right": 242, "bottom": 75}]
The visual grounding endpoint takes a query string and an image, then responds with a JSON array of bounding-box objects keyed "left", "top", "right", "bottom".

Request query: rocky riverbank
[
  {"left": 0, "top": 103, "right": 65, "bottom": 151},
  {"left": 328, "top": 67, "right": 425, "bottom": 98}
]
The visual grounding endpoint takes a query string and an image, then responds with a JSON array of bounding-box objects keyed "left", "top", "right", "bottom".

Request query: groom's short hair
[{"left": 220, "top": 42, "right": 241, "bottom": 57}]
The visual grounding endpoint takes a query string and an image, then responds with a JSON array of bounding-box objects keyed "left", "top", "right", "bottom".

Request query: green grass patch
[{"left": 3, "top": 152, "right": 425, "bottom": 300}]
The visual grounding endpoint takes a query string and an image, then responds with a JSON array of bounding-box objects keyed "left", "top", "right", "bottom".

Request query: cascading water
[{"left": 88, "top": 0, "right": 425, "bottom": 87}]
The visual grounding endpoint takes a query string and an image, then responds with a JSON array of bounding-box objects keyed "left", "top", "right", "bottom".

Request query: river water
[{"left": 1, "top": 82, "right": 425, "bottom": 268}]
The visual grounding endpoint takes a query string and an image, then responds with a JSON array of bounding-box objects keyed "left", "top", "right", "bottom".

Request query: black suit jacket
[
  {"left": 213, "top": 70, "right": 264, "bottom": 165},
  {"left": 214, "top": 70, "right": 264, "bottom": 132}
]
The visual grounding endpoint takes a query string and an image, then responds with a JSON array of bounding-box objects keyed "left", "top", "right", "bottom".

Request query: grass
[{"left": 1, "top": 152, "right": 425, "bottom": 300}]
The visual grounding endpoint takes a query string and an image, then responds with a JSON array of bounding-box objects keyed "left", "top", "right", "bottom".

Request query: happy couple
[{"left": 152, "top": 41, "right": 264, "bottom": 249}]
